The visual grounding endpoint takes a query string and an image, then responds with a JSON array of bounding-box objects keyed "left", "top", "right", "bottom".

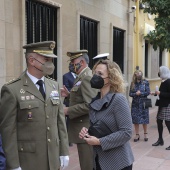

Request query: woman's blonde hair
[
  {"left": 130, "top": 70, "right": 144, "bottom": 90},
  {"left": 92, "top": 60, "right": 125, "bottom": 93}
]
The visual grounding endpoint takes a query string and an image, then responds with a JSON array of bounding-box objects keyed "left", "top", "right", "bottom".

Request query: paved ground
[{"left": 65, "top": 107, "right": 170, "bottom": 170}]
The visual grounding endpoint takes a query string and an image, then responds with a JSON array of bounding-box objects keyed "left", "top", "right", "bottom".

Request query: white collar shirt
[{"left": 26, "top": 70, "right": 45, "bottom": 91}]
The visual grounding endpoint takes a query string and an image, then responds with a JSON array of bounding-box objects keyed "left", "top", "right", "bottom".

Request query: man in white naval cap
[{"left": 93, "top": 53, "right": 109, "bottom": 65}]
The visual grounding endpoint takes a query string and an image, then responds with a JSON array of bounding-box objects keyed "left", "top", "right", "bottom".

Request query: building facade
[
  {"left": 0, "top": 0, "right": 135, "bottom": 90},
  {"left": 133, "top": 0, "right": 170, "bottom": 92},
  {"left": 1, "top": 0, "right": 169, "bottom": 99}
]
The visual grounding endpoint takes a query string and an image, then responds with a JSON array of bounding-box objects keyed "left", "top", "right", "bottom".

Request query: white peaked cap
[{"left": 93, "top": 53, "right": 109, "bottom": 60}]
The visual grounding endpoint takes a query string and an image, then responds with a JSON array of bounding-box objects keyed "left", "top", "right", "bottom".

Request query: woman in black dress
[{"left": 151, "top": 66, "right": 170, "bottom": 150}]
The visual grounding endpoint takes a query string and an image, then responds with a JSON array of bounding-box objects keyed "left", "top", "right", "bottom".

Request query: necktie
[{"left": 36, "top": 80, "right": 46, "bottom": 99}]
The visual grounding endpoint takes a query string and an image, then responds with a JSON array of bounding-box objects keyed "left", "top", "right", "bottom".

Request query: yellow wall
[{"left": 133, "top": 2, "right": 165, "bottom": 91}]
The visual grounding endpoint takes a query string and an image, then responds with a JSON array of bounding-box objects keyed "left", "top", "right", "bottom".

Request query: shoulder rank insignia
[{"left": 6, "top": 78, "right": 20, "bottom": 85}]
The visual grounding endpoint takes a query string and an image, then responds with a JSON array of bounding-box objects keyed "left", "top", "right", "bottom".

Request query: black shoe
[
  {"left": 69, "top": 143, "right": 73, "bottom": 147},
  {"left": 144, "top": 133, "right": 148, "bottom": 142},
  {"left": 152, "top": 139, "right": 164, "bottom": 146},
  {"left": 165, "top": 146, "right": 170, "bottom": 150},
  {"left": 134, "top": 134, "right": 140, "bottom": 142}
]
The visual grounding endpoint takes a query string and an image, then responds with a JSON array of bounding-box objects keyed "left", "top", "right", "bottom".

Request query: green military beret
[
  {"left": 23, "top": 41, "right": 57, "bottom": 58},
  {"left": 67, "top": 50, "right": 88, "bottom": 61}
]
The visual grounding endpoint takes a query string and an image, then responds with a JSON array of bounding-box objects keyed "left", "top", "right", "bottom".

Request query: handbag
[
  {"left": 155, "top": 99, "right": 160, "bottom": 106},
  {"left": 142, "top": 81, "right": 152, "bottom": 109},
  {"left": 143, "top": 98, "right": 152, "bottom": 109},
  {"left": 88, "top": 120, "right": 112, "bottom": 138}
]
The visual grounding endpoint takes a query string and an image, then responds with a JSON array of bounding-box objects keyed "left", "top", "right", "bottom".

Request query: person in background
[
  {"left": 151, "top": 66, "right": 170, "bottom": 150},
  {"left": 93, "top": 53, "right": 109, "bottom": 61},
  {"left": 61, "top": 50, "right": 98, "bottom": 170},
  {"left": 0, "top": 134, "right": 6, "bottom": 170},
  {"left": 79, "top": 60, "right": 134, "bottom": 170},
  {"left": 0, "top": 41, "right": 69, "bottom": 170},
  {"left": 63, "top": 62, "right": 76, "bottom": 146},
  {"left": 129, "top": 70, "right": 150, "bottom": 142}
]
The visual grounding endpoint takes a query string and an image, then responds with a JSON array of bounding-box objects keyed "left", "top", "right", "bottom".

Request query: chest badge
[
  {"left": 30, "top": 95, "right": 35, "bottom": 100},
  {"left": 28, "top": 112, "right": 32, "bottom": 120},
  {"left": 21, "top": 96, "right": 25, "bottom": 100},
  {"left": 50, "top": 90, "right": 59, "bottom": 100},
  {"left": 26, "top": 96, "right": 30, "bottom": 100},
  {"left": 20, "top": 89, "right": 25, "bottom": 94}
]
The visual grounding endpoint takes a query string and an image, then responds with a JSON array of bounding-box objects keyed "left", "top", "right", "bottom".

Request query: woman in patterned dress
[
  {"left": 79, "top": 60, "right": 134, "bottom": 170},
  {"left": 129, "top": 70, "right": 150, "bottom": 142},
  {"left": 151, "top": 66, "right": 170, "bottom": 150}
]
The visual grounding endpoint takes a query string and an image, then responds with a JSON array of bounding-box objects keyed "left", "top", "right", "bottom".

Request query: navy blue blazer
[
  {"left": 63, "top": 71, "right": 76, "bottom": 106},
  {"left": 0, "top": 135, "right": 6, "bottom": 170}
]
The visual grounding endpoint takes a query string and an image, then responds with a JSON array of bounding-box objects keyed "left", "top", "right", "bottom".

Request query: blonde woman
[
  {"left": 79, "top": 60, "right": 134, "bottom": 170},
  {"left": 129, "top": 70, "right": 150, "bottom": 142}
]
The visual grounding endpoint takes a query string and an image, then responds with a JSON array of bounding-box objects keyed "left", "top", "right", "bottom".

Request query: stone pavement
[{"left": 65, "top": 107, "right": 170, "bottom": 170}]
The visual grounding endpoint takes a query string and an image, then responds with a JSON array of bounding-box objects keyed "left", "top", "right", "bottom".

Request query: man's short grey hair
[
  {"left": 25, "top": 53, "right": 33, "bottom": 65},
  {"left": 80, "top": 53, "right": 89, "bottom": 64}
]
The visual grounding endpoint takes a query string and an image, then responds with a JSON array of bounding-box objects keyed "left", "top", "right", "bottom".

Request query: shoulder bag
[
  {"left": 142, "top": 81, "right": 152, "bottom": 109},
  {"left": 88, "top": 120, "right": 112, "bottom": 138},
  {"left": 88, "top": 94, "right": 115, "bottom": 138}
]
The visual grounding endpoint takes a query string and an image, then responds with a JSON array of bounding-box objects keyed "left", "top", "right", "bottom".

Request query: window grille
[
  {"left": 113, "top": 27, "right": 125, "bottom": 73},
  {"left": 145, "top": 41, "right": 149, "bottom": 77},
  {"left": 25, "top": 0, "right": 57, "bottom": 80},
  {"left": 80, "top": 16, "right": 98, "bottom": 69},
  {"left": 159, "top": 49, "right": 162, "bottom": 67}
]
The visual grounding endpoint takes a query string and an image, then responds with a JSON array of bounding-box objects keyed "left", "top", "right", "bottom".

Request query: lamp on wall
[{"left": 127, "top": 5, "right": 136, "bottom": 13}]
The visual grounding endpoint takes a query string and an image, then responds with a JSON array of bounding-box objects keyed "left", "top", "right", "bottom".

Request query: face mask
[
  {"left": 136, "top": 75, "right": 142, "bottom": 80},
  {"left": 70, "top": 61, "right": 81, "bottom": 73},
  {"left": 90, "top": 74, "right": 108, "bottom": 89},
  {"left": 34, "top": 58, "right": 55, "bottom": 75},
  {"left": 158, "top": 72, "right": 160, "bottom": 77}
]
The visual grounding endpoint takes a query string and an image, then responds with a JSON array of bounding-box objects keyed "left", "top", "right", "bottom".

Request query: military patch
[
  {"left": 26, "top": 96, "right": 30, "bottom": 100},
  {"left": 20, "top": 89, "right": 25, "bottom": 94},
  {"left": 28, "top": 112, "right": 32, "bottom": 120},
  {"left": 50, "top": 43, "right": 55, "bottom": 50},
  {"left": 50, "top": 90, "right": 59, "bottom": 99},
  {"left": 6, "top": 77, "right": 20, "bottom": 85},
  {"left": 21, "top": 96, "right": 25, "bottom": 100},
  {"left": 30, "top": 95, "right": 35, "bottom": 100}
]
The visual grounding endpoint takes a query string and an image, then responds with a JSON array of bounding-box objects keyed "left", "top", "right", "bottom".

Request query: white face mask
[{"left": 34, "top": 58, "right": 55, "bottom": 76}]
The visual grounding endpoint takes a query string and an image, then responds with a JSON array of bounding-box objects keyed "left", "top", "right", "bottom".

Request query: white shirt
[
  {"left": 71, "top": 72, "right": 77, "bottom": 79},
  {"left": 26, "top": 71, "right": 45, "bottom": 91}
]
